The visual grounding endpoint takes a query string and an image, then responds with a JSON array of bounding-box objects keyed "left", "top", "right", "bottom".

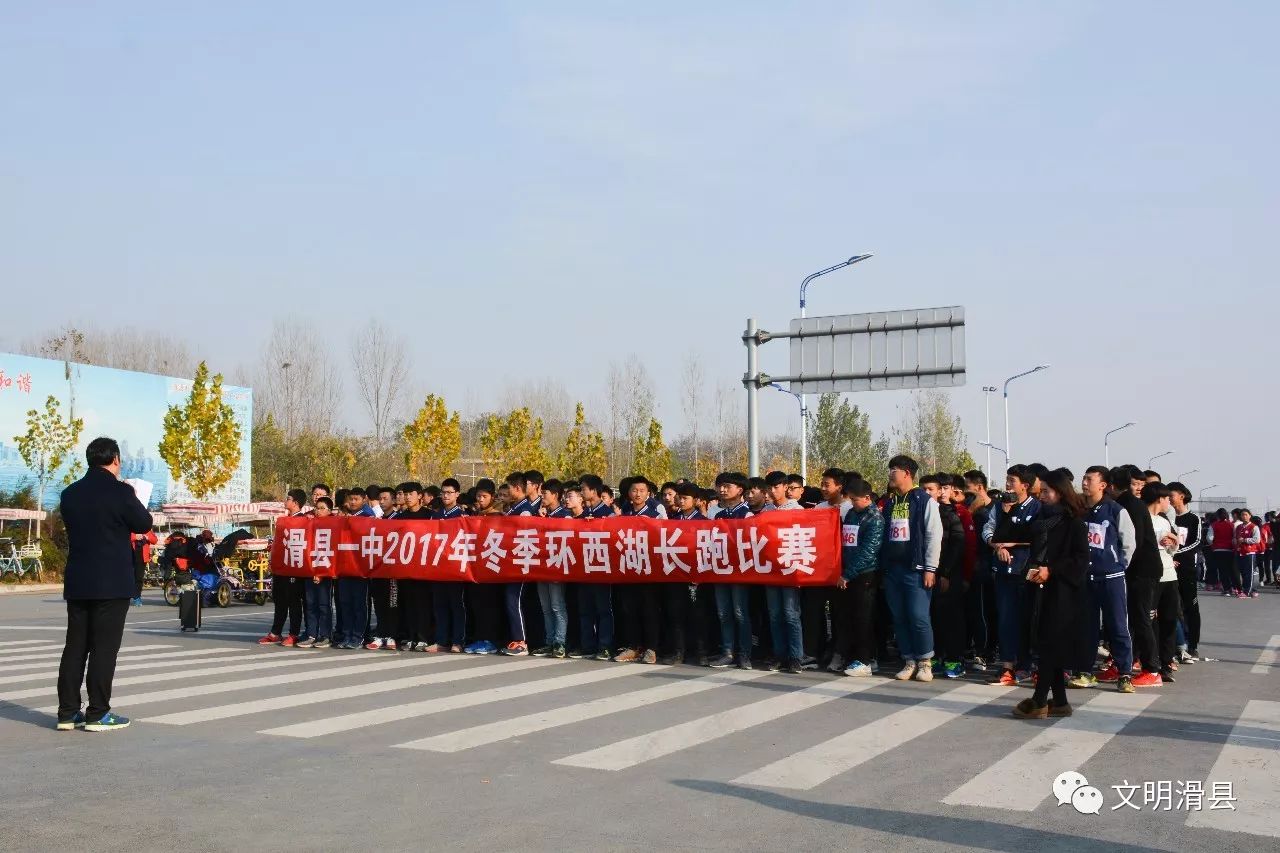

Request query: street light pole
[
  {"left": 1176, "top": 469, "right": 1199, "bottom": 481},
  {"left": 1147, "top": 450, "right": 1174, "bottom": 470},
  {"left": 1198, "top": 484, "right": 1221, "bottom": 512},
  {"left": 979, "top": 441, "right": 1008, "bottom": 474},
  {"left": 797, "top": 253, "right": 872, "bottom": 485},
  {"left": 770, "top": 385, "right": 806, "bottom": 480},
  {"left": 1002, "top": 365, "right": 1050, "bottom": 475},
  {"left": 982, "top": 386, "right": 997, "bottom": 474},
  {"left": 1103, "top": 421, "right": 1136, "bottom": 468}
]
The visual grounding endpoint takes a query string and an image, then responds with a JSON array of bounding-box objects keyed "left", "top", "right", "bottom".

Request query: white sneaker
[
  {"left": 844, "top": 661, "right": 873, "bottom": 677},
  {"left": 826, "top": 654, "right": 845, "bottom": 674},
  {"left": 894, "top": 661, "right": 917, "bottom": 681},
  {"left": 914, "top": 659, "right": 934, "bottom": 682},
  {"left": 384, "top": 638, "right": 397, "bottom": 651}
]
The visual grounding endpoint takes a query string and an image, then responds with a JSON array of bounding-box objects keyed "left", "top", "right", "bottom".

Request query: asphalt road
[{"left": 0, "top": 586, "right": 1275, "bottom": 852}]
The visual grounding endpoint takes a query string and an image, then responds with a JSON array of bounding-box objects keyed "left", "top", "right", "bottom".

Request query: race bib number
[
  {"left": 1087, "top": 522, "right": 1106, "bottom": 549},
  {"left": 888, "top": 518, "right": 910, "bottom": 542},
  {"left": 1176, "top": 526, "right": 1188, "bottom": 546},
  {"left": 842, "top": 524, "right": 859, "bottom": 547}
]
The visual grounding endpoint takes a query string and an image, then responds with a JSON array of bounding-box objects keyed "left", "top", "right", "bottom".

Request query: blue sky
[{"left": 1, "top": 2, "right": 1275, "bottom": 503}]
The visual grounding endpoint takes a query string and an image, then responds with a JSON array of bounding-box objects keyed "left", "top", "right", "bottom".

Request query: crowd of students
[{"left": 255, "top": 457, "right": 1270, "bottom": 718}]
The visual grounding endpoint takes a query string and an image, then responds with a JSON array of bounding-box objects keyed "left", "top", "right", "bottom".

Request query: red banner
[{"left": 269, "top": 510, "right": 841, "bottom": 585}]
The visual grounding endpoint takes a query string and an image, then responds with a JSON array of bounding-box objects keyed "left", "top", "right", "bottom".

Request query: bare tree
[
  {"left": 499, "top": 377, "right": 573, "bottom": 457},
  {"left": 605, "top": 358, "right": 655, "bottom": 479},
  {"left": 680, "top": 353, "right": 705, "bottom": 472},
  {"left": 256, "top": 317, "right": 344, "bottom": 436},
  {"left": 350, "top": 318, "right": 409, "bottom": 443},
  {"left": 20, "top": 323, "right": 197, "bottom": 376}
]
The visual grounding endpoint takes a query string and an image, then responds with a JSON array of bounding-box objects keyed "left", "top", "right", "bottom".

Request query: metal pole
[
  {"left": 982, "top": 386, "right": 996, "bottom": 474},
  {"left": 1003, "top": 391, "right": 1011, "bottom": 474},
  {"left": 799, "top": 397, "right": 807, "bottom": 483},
  {"left": 745, "top": 319, "right": 760, "bottom": 476}
]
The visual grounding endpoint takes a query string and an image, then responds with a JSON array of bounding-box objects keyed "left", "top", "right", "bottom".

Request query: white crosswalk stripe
[
  {"left": 148, "top": 657, "right": 563, "bottom": 727},
  {"left": 1251, "top": 634, "right": 1279, "bottom": 675},
  {"left": 942, "top": 691, "right": 1159, "bottom": 810},
  {"left": 0, "top": 640, "right": 63, "bottom": 652},
  {"left": 735, "top": 683, "right": 1018, "bottom": 790},
  {"left": 0, "top": 644, "right": 175, "bottom": 668},
  {"left": 1186, "top": 699, "right": 1280, "bottom": 838},
  {"left": 553, "top": 677, "right": 877, "bottom": 771},
  {"left": 262, "top": 661, "right": 664, "bottom": 740},
  {"left": 3, "top": 649, "right": 343, "bottom": 703},
  {"left": 0, "top": 648, "right": 251, "bottom": 690},
  {"left": 398, "top": 667, "right": 772, "bottom": 754},
  {"left": 0, "top": 646, "right": 236, "bottom": 678}
]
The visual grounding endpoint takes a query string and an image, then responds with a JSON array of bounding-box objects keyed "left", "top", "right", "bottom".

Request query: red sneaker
[
  {"left": 1096, "top": 664, "right": 1121, "bottom": 683},
  {"left": 988, "top": 669, "right": 1016, "bottom": 687},
  {"left": 1131, "top": 671, "right": 1163, "bottom": 687},
  {"left": 280, "top": 635, "right": 296, "bottom": 647},
  {"left": 258, "top": 633, "right": 281, "bottom": 645},
  {"left": 1131, "top": 662, "right": 1142, "bottom": 673}
]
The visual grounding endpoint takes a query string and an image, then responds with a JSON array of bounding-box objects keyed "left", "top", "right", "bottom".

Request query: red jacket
[
  {"left": 953, "top": 501, "right": 978, "bottom": 582},
  {"left": 132, "top": 531, "right": 158, "bottom": 564},
  {"left": 1235, "top": 522, "right": 1264, "bottom": 556},
  {"left": 1209, "top": 519, "right": 1236, "bottom": 552}
]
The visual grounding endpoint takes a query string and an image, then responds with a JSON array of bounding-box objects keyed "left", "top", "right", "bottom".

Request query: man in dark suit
[{"left": 56, "top": 436, "right": 154, "bottom": 732}]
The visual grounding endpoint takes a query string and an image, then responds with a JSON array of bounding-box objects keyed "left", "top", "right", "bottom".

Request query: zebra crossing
[{"left": 2, "top": 635, "right": 1274, "bottom": 837}]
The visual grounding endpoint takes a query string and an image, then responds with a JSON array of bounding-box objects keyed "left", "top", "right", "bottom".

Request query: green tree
[
  {"left": 557, "top": 402, "right": 607, "bottom": 479},
  {"left": 159, "top": 362, "right": 243, "bottom": 500},
  {"left": 631, "top": 417, "right": 673, "bottom": 482},
  {"left": 892, "top": 388, "right": 972, "bottom": 475},
  {"left": 403, "top": 394, "right": 462, "bottom": 483},
  {"left": 302, "top": 433, "right": 360, "bottom": 494},
  {"left": 808, "top": 393, "right": 891, "bottom": 483},
  {"left": 480, "top": 407, "right": 550, "bottom": 477},
  {"left": 14, "top": 395, "right": 83, "bottom": 538}
]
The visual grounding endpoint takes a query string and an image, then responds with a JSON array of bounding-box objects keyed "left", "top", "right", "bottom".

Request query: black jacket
[
  {"left": 1027, "top": 503, "right": 1089, "bottom": 664},
  {"left": 61, "top": 466, "right": 154, "bottom": 600},
  {"left": 937, "top": 500, "right": 965, "bottom": 580},
  {"left": 1117, "top": 491, "right": 1161, "bottom": 580}
]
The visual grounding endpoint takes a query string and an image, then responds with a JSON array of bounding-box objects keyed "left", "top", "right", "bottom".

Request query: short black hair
[
  {"left": 660, "top": 481, "right": 678, "bottom": 493},
  {"left": 543, "top": 478, "right": 564, "bottom": 499},
  {"left": 1167, "top": 481, "right": 1192, "bottom": 502},
  {"left": 801, "top": 486, "right": 822, "bottom": 507},
  {"left": 1006, "top": 464, "right": 1032, "bottom": 487},
  {"left": 888, "top": 454, "right": 919, "bottom": 477},
  {"left": 786, "top": 473, "right": 805, "bottom": 488},
  {"left": 365, "top": 484, "right": 381, "bottom": 499},
  {"left": 601, "top": 486, "right": 615, "bottom": 498},
  {"left": 425, "top": 485, "right": 441, "bottom": 499},
  {"left": 676, "top": 482, "right": 700, "bottom": 498},
  {"left": 963, "top": 470, "right": 988, "bottom": 488},
  {"left": 1026, "top": 463, "right": 1050, "bottom": 484},
  {"left": 475, "top": 478, "right": 496, "bottom": 496},
  {"left": 720, "top": 472, "right": 749, "bottom": 489},
  {"left": 315, "top": 496, "right": 333, "bottom": 510},
  {"left": 378, "top": 486, "right": 393, "bottom": 498},
  {"left": 842, "top": 475, "right": 873, "bottom": 498},
  {"left": 524, "top": 470, "right": 544, "bottom": 486},
  {"left": 334, "top": 488, "right": 350, "bottom": 506},
  {"left": 1143, "top": 470, "right": 1161, "bottom": 481},
  {"left": 764, "top": 470, "right": 788, "bottom": 488},
  {"left": 399, "top": 481, "right": 424, "bottom": 495},
  {"left": 580, "top": 474, "right": 604, "bottom": 493},
  {"left": 1141, "top": 482, "right": 1171, "bottom": 504},
  {"left": 747, "top": 476, "right": 766, "bottom": 492},
  {"left": 86, "top": 437, "right": 120, "bottom": 468},
  {"left": 1084, "top": 465, "right": 1110, "bottom": 480},
  {"left": 441, "top": 478, "right": 461, "bottom": 492},
  {"left": 920, "top": 473, "right": 941, "bottom": 487},
  {"left": 311, "top": 484, "right": 331, "bottom": 495},
  {"left": 505, "top": 472, "right": 528, "bottom": 488},
  {"left": 287, "top": 488, "right": 307, "bottom": 507},
  {"left": 347, "top": 486, "right": 366, "bottom": 499},
  {"left": 820, "top": 467, "right": 845, "bottom": 483}
]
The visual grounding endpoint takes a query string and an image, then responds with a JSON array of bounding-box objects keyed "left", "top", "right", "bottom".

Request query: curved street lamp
[
  {"left": 1003, "top": 365, "right": 1050, "bottom": 473},
  {"left": 1103, "top": 422, "right": 1136, "bottom": 467}
]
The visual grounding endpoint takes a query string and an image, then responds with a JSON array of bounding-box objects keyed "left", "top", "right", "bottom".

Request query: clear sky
[{"left": 2, "top": 2, "right": 1275, "bottom": 505}]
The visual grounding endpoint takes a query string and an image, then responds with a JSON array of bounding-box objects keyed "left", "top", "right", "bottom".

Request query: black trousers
[
  {"left": 801, "top": 586, "right": 832, "bottom": 661},
  {"left": 1176, "top": 565, "right": 1200, "bottom": 653},
  {"left": 1126, "top": 575, "right": 1159, "bottom": 672},
  {"left": 271, "top": 576, "right": 303, "bottom": 637},
  {"left": 58, "top": 598, "right": 130, "bottom": 721},
  {"left": 831, "top": 574, "right": 876, "bottom": 665},
  {"left": 930, "top": 576, "right": 967, "bottom": 663},
  {"left": 369, "top": 578, "right": 400, "bottom": 641},
  {"left": 661, "top": 584, "right": 690, "bottom": 657},
  {"left": 401, "top": 580, "right": 433, "bottom": 645},
  {"left": 614, "top": 584, "right": 662, "bottom": 651}
]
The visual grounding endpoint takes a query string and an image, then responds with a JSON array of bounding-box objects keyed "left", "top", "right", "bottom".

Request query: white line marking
[
  {"left": 1250, "top": 635, "right": 1279, "bottom": 674},
  {"left": 1176, "top": 727, "right": 1280, "bottom": 744},
  {"left": 942, "top": 692, "right": 1158, "bottom": 811},
  {"left": 261, "top": 661, "right": 652, "bottom": 739},
  {"left": 143, "top": 657, "right": 534, "bottom": 725},
  {"left": 735, "top": 683, "right": 1017, "bottom": 790},
  {"left": 129, "top": 628, "right": 265, "bottom": 638},
  {"left": 0, "top": 646, "right": 235, "bottom": 678},
  {"left": 1186, "top": 699, "right": 1280, "bottom": 838},
  {"left": 0, "top": 639, "right": 56, "bottom": 650},
  {"left": 0, "top": 644, "right": 175, "bottom": 667},
  {"left": 0, "top": 626, "right": 67, "bottom": 631},
  {"left": 8, "top": 650, "right": 350, "bottom": 705},
  {"left": 553, "top": 677, "right": 879, "bottom": 771},
  {"left": 126, "top": 611, "right": 269, "bottom": 626},
  {"left": 398, "top": 668, "right": 772, "bottom": 753}
]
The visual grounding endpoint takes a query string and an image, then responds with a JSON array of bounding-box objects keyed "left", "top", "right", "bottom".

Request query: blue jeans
[
  {"left": 1080, "top": 574, "right": 1132, "bottom": 673},
  {"left": 578, "top": 584, "right": 614, "bottom": 654},
  {"left": 538, "top": 582, "right": 567, "bottom": 646},
  {"left": 764, "top": 586, "right": 803, "bottom": 661},
  {"left": 304, "top": 579, "right": 332, "bottom": 641},
  {"left": 336, "top": 578, "right": 368, "bottom": 646},
  {"left": 992, "top": 572, "right": 1029, "bottom": 670},
  {"left": 882, "top": 564, "right": 934, "bottom": 661},
  {"left": 714, "top": 584, "right": 752, "bottom": 658}
]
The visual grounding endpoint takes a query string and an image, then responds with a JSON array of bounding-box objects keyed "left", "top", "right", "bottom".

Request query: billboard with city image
[{"left": 0, "top": 352, "right": 252, "bottom": 509}]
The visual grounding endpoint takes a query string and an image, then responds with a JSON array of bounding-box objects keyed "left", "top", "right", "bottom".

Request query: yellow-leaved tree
[
  {"left": 557, "top": 402, "right": 607, "bottom": 479},
  {"left": 302, "top": 433, "right": 360, "bottom": 495},
  {"left": 480, "top": 407, "right": 549, "bottom": 477},
  {"left": 14, "top": 394, "right": 84, "bottom": 538},
  {"left": 158, "top": 362, "right": 243, "bottom": 500},
  {"left": 403, "top": 393, "right": 462, "bottom": 484},
  {"left": 631, "top": 417, "right": 672, "bottom": 483}
]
